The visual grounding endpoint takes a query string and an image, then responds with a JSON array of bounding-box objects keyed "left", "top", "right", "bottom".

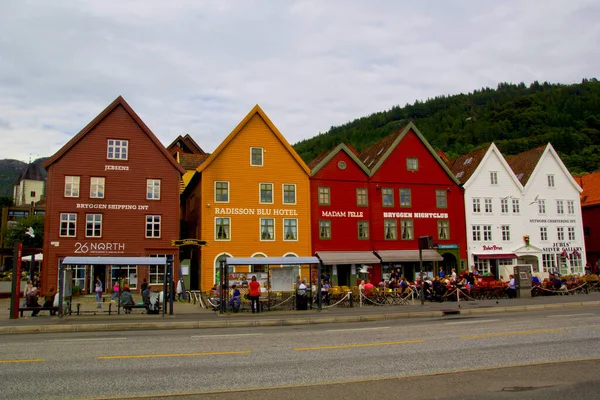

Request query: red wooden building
[
  {"left": 575, "top": 172, "right": 600, "bottom": 273},
  {"left": 310, "top": 123, "right": 467, "bottom": 285},
  {"left": 41, "top": 96, "right": 185, "bottom": 294}
]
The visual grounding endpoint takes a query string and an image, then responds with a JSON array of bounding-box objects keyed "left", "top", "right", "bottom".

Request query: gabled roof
[
  {"left": 42, "top": 96, "right": 185, "bottom": 175},
  {"left": 446, "top": 145, "right": 490, "bottom": 184},
  {"left": 309, "top": 143, "right": 371, "bottom": 176},
  {"left": 196, "top": 105, "right": 310, "bottom": 175},
  {"left": 14, "top": 162, "right": 46, "bottom": 184},
  {"left": 167, "top": 134, "right": 206, "bottom": 155},
  {"left": 574, "top": 171, "right": 600, "bottom": 207},
  {"left": 505, "top": 145, "right": 545, "bottom": 186},
  {"left": 179, "top": 153, "right": 210, "bottom": 170},
  {"left": 358, "top": 122, "right": 460, "bottom": 184}
]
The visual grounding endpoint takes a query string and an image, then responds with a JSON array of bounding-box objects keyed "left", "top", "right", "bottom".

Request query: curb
[{"left": 0, "top": 300, "right": 598, "bottom": 335}]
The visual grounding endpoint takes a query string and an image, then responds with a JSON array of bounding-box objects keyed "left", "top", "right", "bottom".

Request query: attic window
[
  {"left": 377, "top": 147, "right": 385, "bottom": 156},
  {"left": 337, "top": 161, "right": 346, "bottom": 170},
  {"left": 463, "top": 157, "right": 472, "bottom": 166},
  {"left": 363, "top": 156, "right": 370, "bottom": 163},
  {"left": 517, "top": 173, "right": 524, "bottom": 180},
  {"left": 456, "top": 171, "right": 464, "bottom": 179},
  {"left": 369, "top": 160, "right": 375, "bottom": 167}
]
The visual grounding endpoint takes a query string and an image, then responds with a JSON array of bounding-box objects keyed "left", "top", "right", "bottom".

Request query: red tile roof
[
  {"left": 358, "top": 129, "right": 404, "bottom": 170},
  {"left": 446, "top": 145, "right": 491, "bottom": 184},
  {"left": 506, "top": 145, "right": 546, "bottom": 185},
  {"left": 575, "top": 171, "right": 600, "bottom": 207},
  {"left": 179, "top": 153, "right": 209, "bottom": 170}
]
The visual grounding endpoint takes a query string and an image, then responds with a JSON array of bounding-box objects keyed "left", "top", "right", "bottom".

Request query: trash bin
[{"left": 296, "top": 289, "right": 308, "bottom": 310}]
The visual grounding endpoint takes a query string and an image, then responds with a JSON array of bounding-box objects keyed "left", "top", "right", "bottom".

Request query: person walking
[
  {"left": 111, "top": 280, "right": 119, "bottom": 302},
  {"left": 248, "top": 276, "right": 261, "bottom": 313}
]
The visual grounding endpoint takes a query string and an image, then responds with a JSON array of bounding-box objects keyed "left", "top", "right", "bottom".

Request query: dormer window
[
  {"left": 250, "top": 147, "right": 263, "bottom": 166},
  {"left": 463, "top": 157, "right": 472, "bottom": 166}
]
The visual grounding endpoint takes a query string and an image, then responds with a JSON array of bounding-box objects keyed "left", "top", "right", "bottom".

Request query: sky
[{"left": 1, "top": 0, "right": 599, "bottom": 162}]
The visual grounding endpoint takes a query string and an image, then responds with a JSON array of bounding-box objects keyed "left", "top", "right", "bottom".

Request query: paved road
[{"left": 1, "top": 308, "right": 599, "bottom": 399}]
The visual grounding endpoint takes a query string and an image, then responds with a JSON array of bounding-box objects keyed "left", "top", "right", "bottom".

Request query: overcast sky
[{"left": 1, "top": 0, "right": 599, "bottom": 162}]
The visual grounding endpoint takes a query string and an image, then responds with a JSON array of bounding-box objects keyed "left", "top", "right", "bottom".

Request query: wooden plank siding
[{"left": 42, "top": 99, "right": 183, "bottom": 294}]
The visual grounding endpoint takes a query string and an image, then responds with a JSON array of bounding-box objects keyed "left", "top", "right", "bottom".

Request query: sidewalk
[{"left": 1, "top": 292, "right": 599, "bottom": 335}]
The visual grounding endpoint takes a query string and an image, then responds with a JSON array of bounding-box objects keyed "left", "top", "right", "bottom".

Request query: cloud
[{"left": 1, "top": 0, "right": 599, "bottom": 161}]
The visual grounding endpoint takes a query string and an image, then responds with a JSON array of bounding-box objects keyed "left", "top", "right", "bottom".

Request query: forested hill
[{"left": 293, "top": 79, "right": 600, "bottom": 175}]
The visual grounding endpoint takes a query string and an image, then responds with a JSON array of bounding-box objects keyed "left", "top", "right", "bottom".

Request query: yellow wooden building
[{"left": 182, "top": 105, "right": 312, "bottom": 292}]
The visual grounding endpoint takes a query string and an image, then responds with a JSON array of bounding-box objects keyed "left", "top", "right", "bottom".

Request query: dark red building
[
  {"left": 41, "top": 96, "right": 185, "bottom": 294},
  {"left": 575, "top": 172, "right": 600, "bottom": 273},
  {"left": 310, "top": 123, "right": 467, "bottom": 285}
]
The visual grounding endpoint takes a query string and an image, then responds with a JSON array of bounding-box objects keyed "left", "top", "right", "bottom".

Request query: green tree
[{"left": 2, "top": 214, "right": 44, "bottom": 249}]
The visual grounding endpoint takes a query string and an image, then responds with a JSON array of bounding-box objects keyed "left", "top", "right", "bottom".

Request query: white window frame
[
  {"left": 215, "top": 217, "right": 231, "bottom": 241},
  {"left": 260, "top": 218, "right": 275, "bottom": 241},
  {"left": 149, "top": 254, "right": 172, "bottom": 285},
  {"left": 557, "top": 226, "right": 564, "bottom": 241},
  {"left": 85, "top": 214, "right": 102, "bottom": 238},
  {"left": 556, "top": 200, "right": 564, "bottom": 215},
  {"left": 90, "top": 177, "right": 105, "bottom": 199},
  {"left": 111, "top": 265, "right": 137, "bottom": 289},
  {"left": 438, "top": 220, "right": 449, "bottom": 240},
  {"left": 356, "top": 188, "right": 368, "bottom": 207},
  {"left": 318, "top": 186, "right": 330, "bottom": 206},
  {"left": 538, "top": 200, "right": 546, "bottom": 214},
  {"left": 568, "top": 226, "right": 575, "bottom": 241},
  {"left": 283, "top": 218, "right": 298, "bottom": 241},
  {"left": 512, "top": 199, "right": 520, "bottom": 214},
  {"left": 483, "top": 225, "right": 492, "bottom": 242},
  {"left": 215, "top": 181, "right": 230, "bottom": 203},
  {"left": 540, "top": 226, "right": 548, "bottom": 241},
  {"left": 472, "top": 225, "right": 481, "bottom": 241},
  {"left": 282, "top": 184, "right": 296, "bottom": 205},
  {"left": 60, "top": 213, "right": 77, "bottom": 237},
  {"left": 567, "top": 200, "right": 575, "bottom": 214},
  {"left": 547, "top": 174, "right": 555, "bottom": 188},
  {"left": 64, "top": 176, "right": 80, "bottom": 198},
  {"left": 501, "top": 225, "right": 510, "bottom": 241},
  {"left": 500, "top": 198, "right": 508, "bottom": 214},
  {"left": 250, "top": 147, "right": 263, "bottom": 166},
  {"left": 107, "top": 139, "right": 128, "bottom": 160},
  {"left": 490, "top": 171, "right": 498, "bottom": 185},
  {"left": 472, "top": 198, "right": 481, "bottom": 213},
  {"left": 484, "top": 198, "right": 493, "bottom": 214},
  {"left": 475, "top": 258, "right": 489, "bottom": 275},
  {"left": 146, "top": 179, "right": 161, "bottom": 200},
  {"left": 145, "top": 215, "right": 161, "bottom": 238},
  {"left": 542, "top": 253, "right": 554, "bottom": 273},
  {"left": 259, "top": 183, "right": 274, "bottom": 204}
]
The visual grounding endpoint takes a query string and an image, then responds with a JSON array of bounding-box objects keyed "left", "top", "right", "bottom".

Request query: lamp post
[{"left": 418, "top": 236, "right": 434, "bottom": 305}]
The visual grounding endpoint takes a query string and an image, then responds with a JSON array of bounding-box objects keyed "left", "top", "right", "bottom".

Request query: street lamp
[{"left": 418, "top": 236, "right": 434, "bottom": 305}]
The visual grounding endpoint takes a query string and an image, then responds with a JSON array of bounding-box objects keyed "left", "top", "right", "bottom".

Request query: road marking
[
  {"left": 48, "top": 338, "right": 128, "bottom": 342},
  {"left": 548, "top": 313, "right": 595, "bottom": 318},
  {"left": 326, "top": 327, "right": 391, "bottom": 332},
  {"left": 445, "top": 319, "right": 499, "bottom": 325},
  {"left": 191, "top": 333, "right": 263, "bottom": 338},
  {"left": 294, "top": 340, "right": 423, "bottom": 351},
  {"left": 462, "top": 328, "right": 563, "bottom": 339},
  {"left": 98, "top": 350, "right": 251, "bottom": 360},
  {"left": 0, "top": 358, "right": 44, "bottom": 363}
]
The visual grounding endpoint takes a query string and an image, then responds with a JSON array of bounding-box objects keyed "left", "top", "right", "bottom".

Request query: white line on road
[
  {"left": 47, "top": 338, "right": 128, "bottom": 342},
  {"left": 326, "top": 327, "right": 391, "bottom": 332},
  {"left": 191, "top": 333, "right": 264, "bottom": 338},
  {"left": 548, "top": 313, "right": 595, "bottom": 318},
  {"left": 445, "top": 319, "right": 499, "bottom": 325}
]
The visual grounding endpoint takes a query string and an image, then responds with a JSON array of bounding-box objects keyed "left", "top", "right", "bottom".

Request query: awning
[
  {"left": 316, "top": 251, "right": 380, "bottom": 265},
  {"left": 226, "top": 257, "right": 320, "bottom": 266},
  {"left": 22, "top": 253, "right": 43, "bottom": 261},
  {"left": 62, "top": 256, "right": 167, "bottom": 265},
  {"left": 375, "top": 250, "right": 443, "bottom": 262},
  {"left": 473, "top": 253, "right": 517, "bottom": 260}
]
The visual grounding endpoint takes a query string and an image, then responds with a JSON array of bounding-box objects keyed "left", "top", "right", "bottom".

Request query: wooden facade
[
  {"left": 182, "top": 105, "right": 312, "bottom": 292},
  {"left": 41, "top": 96, "right": 185, "bottom": 294}
]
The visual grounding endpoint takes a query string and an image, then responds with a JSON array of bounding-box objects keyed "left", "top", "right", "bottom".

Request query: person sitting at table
[
  {"left": 506, "top": 275, "right": 516, "bottom": 298},
  {"left": 119, "top": 286, "right": 136, "bottom": 313}
]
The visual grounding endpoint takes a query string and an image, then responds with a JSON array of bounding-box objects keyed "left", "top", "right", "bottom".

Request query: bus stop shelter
[
  {"left": 60, "top": 256, "right": 169, "bottom": 317},
  {"left": 224, "top": 256, "right": 322, "bottom": 312}
]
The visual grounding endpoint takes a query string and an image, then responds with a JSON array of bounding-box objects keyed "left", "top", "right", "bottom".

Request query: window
[
  {"left": 436, "top": 190, "right": 447, "bottom": 208},
  {"left": 438, "top": 220, "right": 449, "bottom": 240},
  {"left": 490, "top": 171, "right": 498, "bottom": 185},
  {"left": 472, "top": 225, "right": 481, "bottom": 241},
  {"left": 484, "top": 198, "right": 493, "bottom": 213},
  {"left": 512, "top": 199, "right": 520, "bottom": 213},
  {"left": 283, "top": 184, "right": 296, "bottom": 204},
  {"left": 382, "top": 188, "right": 394, "bottom": 207},
  {"left": 538, "top": 200, "right": 546, "bottom": 214},
  {"left": 260, "top": 183, "right": 273, "bottom": 204},
  {"left": 474, "top": 258, "right": 489, "bottom": 275},
  {"left": 501, "top": 198, "right": 509, "bottom": 213},
  {"left": 260, "top": 218, "right": 275, "bottom": 240},
  {"left": 318, "top": 187, "right": 330, "bottom": 205},
  {"left": 406, "top": 158, "right": 418, "bottom": 171},
  {"left": 64, "top": 176, "right": 80, "bottom": 197},
  {"left": 85, "top": 214, "right": 102, "bottom": 237},
  {"left": 72, "top": 264, "right": 86, "bottom": 289},
  {"left": 283, "top": 219, "right": 297, "bottom": 240},
  {"left": 107, "top": 139, "right": 128, "bottom": 160},
  {"left": 567, "top": 200, "right": 575, "bottom": 214},
  {"left": 145, "top": 215, "right": 161, "bottom": 238},
  {"left": 146, "top": 179, "right": 161, "bottom": 200},
  {"left": 483, "top": 225, "right": 492, "bottom": 241},
  {"left": 250, "top": 147, "right": 263, "bottom": 166},
  {"left": 215, "top": 181, "right": 229, "bottom": 202},
  {"left": 319, "top": 220, "right": 331, "bottom": 239},
  {"left": 400, "top": 189, "right": 411, "bottom": 207},
  {"left": 401, "top": 219, "right": 414, "bottom": 240},
  {"left": 111, "top": 265, "right": 137, "bottom": 289},
  {"left": 472, "top": 198, "right": 481, "bottom": 213},
  {"left": 501, "top": 225, "right": 510, "bottom": 241},
  {"left": 547, "top": 174, "right": 555, "bottom": 188},
  {"left": 384, "top": 219, "right": 397, "bottom": 240},
  {"left": 215, "top": 217, "right": 230, "bottom": 240},
  {"left": 90, "top": 177, "right": 105, "bottom": 198},
  {"left": 356, "top": 188, "right": 368, "bottom": 207},
  {"left": 557, "top": 226, "right": 564, "bottom": 241},
  {"left": 358, "top": 221, "right": 369, "bottom": 240},
  {"left": 542, "top": 254, "right": 554, "bottom": 273},
  {"left": 556, "top": 200, "right": 564, "bottom": 215},
  {"left": 570, "top": 255, "right": 583, "bottom": 275},
  {"left": 540, "top": 226, "right": 548, "bottom": 241},
  {"left": 568, "top": 227, "right": 575, "bottom": 241},
  {"left": 149, "top": 254, "right": 172, "bottom": 285},
  {"left": 60, "top": 213, "right": 76, "bottom": 237}
]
